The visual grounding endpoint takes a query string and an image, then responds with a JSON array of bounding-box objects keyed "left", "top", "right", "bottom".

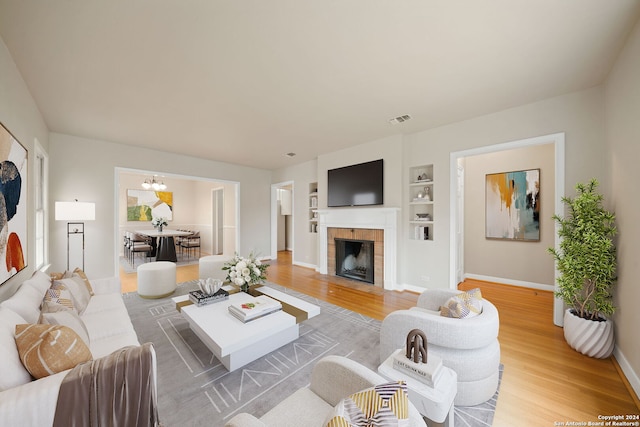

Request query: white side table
[{"left": 378, "top": 350, "right": 457, "bottom": 427}]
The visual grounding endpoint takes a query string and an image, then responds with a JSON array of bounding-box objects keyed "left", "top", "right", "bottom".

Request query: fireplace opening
[{"left": 335, "top": 238, "right": 374, "bottom": 284}]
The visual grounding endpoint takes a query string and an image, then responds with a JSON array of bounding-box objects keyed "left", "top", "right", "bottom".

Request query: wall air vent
[{"left": 389, "top": 114, "right": 411, "bottom": 124}]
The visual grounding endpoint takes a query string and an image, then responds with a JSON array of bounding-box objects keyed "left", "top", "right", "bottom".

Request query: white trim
[
  {"left": 449, "top": 132, "right": 565, "bottom": 325},
  {"left": 292, "top": 260, "right": 317, "bottom": 270},
  {"left": 464, "top": 274, "right": 555, "bottom": 292},
  {"left": 317, "top": 207, "right": 399, "bottom": 290},
  {"left": 270, "top": 181, "right": 295, "bottom": 260},
  {"left": 613, "top": 346, "right": 640, "bottom": 399}
]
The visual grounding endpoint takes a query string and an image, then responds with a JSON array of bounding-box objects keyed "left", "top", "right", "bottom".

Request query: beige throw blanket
[{"left": 54, "top": 343, "right": 159, "bottom": 427}]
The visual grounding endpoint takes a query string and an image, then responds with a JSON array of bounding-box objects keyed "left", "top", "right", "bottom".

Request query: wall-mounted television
[{"left": 327, "top": 159, "right": 384, "bottom": 207}]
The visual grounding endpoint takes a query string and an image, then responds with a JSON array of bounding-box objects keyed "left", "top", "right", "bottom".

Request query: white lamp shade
[{"left": 55, "top": 201, "right": 96, "bottom": 221}]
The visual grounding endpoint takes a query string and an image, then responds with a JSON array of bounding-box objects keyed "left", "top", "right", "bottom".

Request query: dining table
[{"left": 135, "top": 229, "right": 194, "bottom": 262}]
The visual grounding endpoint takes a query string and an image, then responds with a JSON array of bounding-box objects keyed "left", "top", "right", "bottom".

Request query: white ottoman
[
  {"left": 137, "top": 261, "right": 177, "bottom": 299},
  {"left": 198, "top": 255, "right": 227, "bottom": 281}
]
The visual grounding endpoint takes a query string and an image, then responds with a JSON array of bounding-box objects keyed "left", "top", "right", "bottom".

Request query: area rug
[{"left": 124, "top": 281, "right": 500, "bottom": 426}]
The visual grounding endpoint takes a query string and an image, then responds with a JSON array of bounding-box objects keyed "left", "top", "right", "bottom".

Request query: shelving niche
[
  {"left": 409, "top": 164, "right": 434, "bottom": 241},
  {"left": 309, "top": 182, "right": 318, "bottom": 233}
]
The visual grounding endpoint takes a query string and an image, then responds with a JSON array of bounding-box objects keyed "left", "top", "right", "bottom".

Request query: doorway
[
  {"left": 449, "top": 132, "right": 565, "bottom": 326},
  {"left": 271, "top": 181, "right": 293, "bottom": 262}
]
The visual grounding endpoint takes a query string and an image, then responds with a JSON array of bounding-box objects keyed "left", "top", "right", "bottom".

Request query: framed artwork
[
  {"left": 127, "top": 189, "right": 173, "bottom": 221},
  {"left": 486, "top": 168, "right": 540, "bottom": 241},
  {"left": 0, "top": 122, "right": 28, "bottom": 286}
]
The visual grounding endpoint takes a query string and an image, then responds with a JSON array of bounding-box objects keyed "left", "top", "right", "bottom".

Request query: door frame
[{"left": 449, "top": 132, "right": 565, "bottom": 326}]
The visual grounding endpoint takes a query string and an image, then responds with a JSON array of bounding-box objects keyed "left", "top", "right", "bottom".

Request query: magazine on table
[{"left": 228, "top": 295, "right": 282, "bottom": 322}]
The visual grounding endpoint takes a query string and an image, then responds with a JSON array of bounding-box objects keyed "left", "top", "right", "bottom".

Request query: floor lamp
[{"left": 55, "top": 201, "right": 96, "bottom": 270}]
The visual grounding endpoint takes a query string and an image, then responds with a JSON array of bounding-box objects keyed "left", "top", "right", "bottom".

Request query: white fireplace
[{"left": 317, "top": 207, "right": 399, "bottom": 290}]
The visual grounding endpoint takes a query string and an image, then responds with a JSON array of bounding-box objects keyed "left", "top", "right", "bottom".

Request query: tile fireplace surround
[{"left": 318, "top": 207, "right": 399, "bottom": 290}]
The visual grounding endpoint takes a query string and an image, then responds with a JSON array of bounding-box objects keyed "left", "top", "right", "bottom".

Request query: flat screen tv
[{"left": 327, "top": 159, "right": 384, "bottom": 207}]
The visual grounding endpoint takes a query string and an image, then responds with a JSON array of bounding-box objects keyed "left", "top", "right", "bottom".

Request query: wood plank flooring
[{"left": 120, "top": 251, "right": 639, "bottom": 424}]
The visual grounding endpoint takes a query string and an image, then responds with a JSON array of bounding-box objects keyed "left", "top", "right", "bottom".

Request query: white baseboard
[
  {"left": 614, "top": 346, "right": 640, "bottom": 400},
  {"left": 464, "top": 273, "right": 555, "bottom": 292},
  {"left": 397, "top": 283, "right": 428, "bottom": 293},
  {"left": 292, "top": 260, "right": 317, "bottom": 270}
]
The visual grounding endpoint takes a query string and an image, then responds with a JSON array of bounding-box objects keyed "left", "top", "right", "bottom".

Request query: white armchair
[
  {"left": 225, "top": 355, "right": 424, "bottom": 427},
  {"left": 380, "top": 288, "right": 500, "bottom": 406}
]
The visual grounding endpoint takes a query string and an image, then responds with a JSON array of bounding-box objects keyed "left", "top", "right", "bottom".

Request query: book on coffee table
[{"left": 228, "top": 295, "right": 282, "bottom": 323}]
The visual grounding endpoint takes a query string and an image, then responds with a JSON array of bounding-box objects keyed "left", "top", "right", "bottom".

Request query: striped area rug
[{"left": 124, "top": 281, "right": 499, "bottom": 426}]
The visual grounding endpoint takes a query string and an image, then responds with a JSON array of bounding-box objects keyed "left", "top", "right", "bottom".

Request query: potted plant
[{"left": 548, "top": 179, "right": 617, "bottom": 358}]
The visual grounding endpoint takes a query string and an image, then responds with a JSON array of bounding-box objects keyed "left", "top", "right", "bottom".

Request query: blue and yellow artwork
[{"left": 485, "top": 169, "right": 540, "bottom": 241}]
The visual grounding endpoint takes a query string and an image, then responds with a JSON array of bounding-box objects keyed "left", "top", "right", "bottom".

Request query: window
[{"left": 34, "top": 141, "right": 48, "bottom": 269}]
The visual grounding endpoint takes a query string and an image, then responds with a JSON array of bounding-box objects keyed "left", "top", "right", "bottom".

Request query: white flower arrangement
[
  {"left": 151, "top": 217, "right": 168, "bottom": 228},
  {"left": 222, "top": 253, "right": 268, "bottom": 290}
]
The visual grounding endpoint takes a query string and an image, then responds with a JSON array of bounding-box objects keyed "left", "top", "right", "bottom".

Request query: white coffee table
[{"left": 172, "top": 286, "right": 320, "bottom": 372}]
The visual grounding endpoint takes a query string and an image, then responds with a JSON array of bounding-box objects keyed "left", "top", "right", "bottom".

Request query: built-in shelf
[
  {"left": 309, "top": 183, "right": 318, "bottom": 233},
  {"left": 408, "top": 165, "right": 434, "bottom": 241}
]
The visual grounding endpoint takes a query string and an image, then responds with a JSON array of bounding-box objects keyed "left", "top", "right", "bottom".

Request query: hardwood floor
[{"left": 120, "top": 251, "right": 639, "bottom": 424}]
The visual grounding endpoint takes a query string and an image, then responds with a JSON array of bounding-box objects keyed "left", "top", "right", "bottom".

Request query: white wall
[
  {"left": 272, "top": 159, "right": 318, "bottom": 267},
  {"left": 402, "top": 87, "right": 606, "bottom": 290},
  {"left": 463, "top": 143, "right": 555, "bottom": 287},
  {"left": 0, "top": 37, "right": 50, "bottom": 300},
  {"left": 49, "top": 133, "right": 271, "bottom": 279},
  {"left": 605, "top": 17, "right": 640, "bottom": 397}
]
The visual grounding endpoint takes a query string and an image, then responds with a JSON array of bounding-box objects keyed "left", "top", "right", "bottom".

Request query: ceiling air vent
[{"left": 389, "top": 114, "right": 411, "bottom": 124}]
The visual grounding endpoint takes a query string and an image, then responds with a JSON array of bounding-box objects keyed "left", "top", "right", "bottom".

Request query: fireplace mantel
[{"left": 317, "top": 207, "right": 399, "bottom": 290}]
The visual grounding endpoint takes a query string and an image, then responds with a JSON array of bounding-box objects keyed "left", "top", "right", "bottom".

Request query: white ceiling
[{"left": 1, "top": 1, "right": 638, "bottom": 170}]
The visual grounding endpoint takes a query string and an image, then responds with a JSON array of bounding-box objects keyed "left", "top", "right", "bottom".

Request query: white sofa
[
  {"left": 0, "top": 270, "right": 156, "bottom": 427},
  {"left": 380, "top": 288, "right": 500, "bottom": 406},
  {"left": 225, "top": 355, "right": 425, "bottom": 427}
]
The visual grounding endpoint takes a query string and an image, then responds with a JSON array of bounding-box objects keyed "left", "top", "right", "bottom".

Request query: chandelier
[{"left": 141, "top": 175, "right": 167, "bottom": 191}]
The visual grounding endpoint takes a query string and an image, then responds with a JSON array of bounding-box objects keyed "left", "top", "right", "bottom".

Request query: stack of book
[
  {"left": 392, "top": 349, "right": 444, "bottom": 388},
  {"left": 189, "top": 288, "right": 229, "bottom": 307},
  {"left": 228, "top": 295, "right": 282, "bottom": 323}
]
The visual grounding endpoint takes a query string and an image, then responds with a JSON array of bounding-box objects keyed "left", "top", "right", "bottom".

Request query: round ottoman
[
  {"left": 198, "top": 255, "right": 227, "bottom": 281},
  {"left": 137, "top": 261, "right": 177, "bottom": 299}
]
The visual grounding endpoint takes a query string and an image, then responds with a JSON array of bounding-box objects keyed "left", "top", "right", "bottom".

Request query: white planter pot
[{"left": 563, "top": 309, "right": 614, "bottom": 358}]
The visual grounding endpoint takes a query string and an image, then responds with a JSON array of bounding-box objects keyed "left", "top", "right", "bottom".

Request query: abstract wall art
[
  {"left": 486, "top": 168, "right": 540, "bottom": 241},
  {"left": 127, "top": 189, "right": 173, "bottom": 221},
  {"left": 0, "top": 122, "right": 28, "bottom": 286}
]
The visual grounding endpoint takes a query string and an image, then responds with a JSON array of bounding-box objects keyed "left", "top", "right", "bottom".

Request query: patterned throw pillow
[
  {"left": 43, "top": 285, "right": 76, "bottom": 312},
  {"left": 15, "top": 324, "right": 92, "bottom": 379},
  {"left": 440, "top": 288, "right": 483, "bottom": 319},
  {"left": 325, "top": 381, "right": 409, "bottom": 427},
  {"left": 39, "top": 308, "right": 90, "bottom": 346},
  {"left": 52, "top": 276, "right": 91, "bottom": 314}
]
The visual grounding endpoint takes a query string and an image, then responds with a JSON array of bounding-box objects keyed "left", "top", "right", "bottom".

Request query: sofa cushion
[
  {"left": 15, "top": 324, "right": 92, "bottom": 379},
  {"left": 0, "top": 283, "right": 45, "bottom": 324},
  {"left": 325, "top": 381, "right": 409, "bottom": 427},
  {"left": 0, "top": 308, "right": 32, "bottom": 391},
  {"left": 39, "top": 308, "right": 90, "bottom": 346},
  {"left": 22, "top": 270, "right": 53, "bottom": 295},
  {"left": 52, "top": 276, "right": 91, "bottom": 314},
  {"left": 440, "top": 288, "right": 483, "bottom": 319},
  {"left": 73, "top": 268, "right": 95, "bottom": 296}
]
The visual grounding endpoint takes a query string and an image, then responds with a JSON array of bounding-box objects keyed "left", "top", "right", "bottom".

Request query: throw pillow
[
  {"left": 73, "top": 268, "right": 95, "bottom": 296},
  {"left": 39, "top": 307, "right": 90, "bottom": 346},
  {"left": 43, "top": 285, "right": 77, "bottom": 312},
  {"left": 440, "top": 288, "right": 483, "bottom": 319},
  {"left": 15, "top": 324, "right": 92, "bottom": 379},
  {"left": 325, "top": 381, "right": 409, "bottom": 427},
  {"left": 52, "top": 276, "right": 91, "bottom": 314}
]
